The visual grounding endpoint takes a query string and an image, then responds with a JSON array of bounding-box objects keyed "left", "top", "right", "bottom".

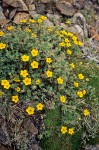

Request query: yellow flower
[
  {"left": 36, "top": 103, "right": 44, "bottom": 110},
  {"left": 68, "top": 128, "right": 74, "bottom": 135},
  {"left": 73, "top": 40, "right": 78, "bottom": 45},
  {"left": 20, "top": 70, "right": 28, "bottom": 78},
  {"left": 78, "top": 74, "right": 84, "bottom": 80},
  {"left": 77, "top": 91, "right": 83, "bottom": 98},
  {"left": 40, "top": 16, "right": 47, "bottom": 20},
  {"left": 1, "top": 80, "right": 9, "bottom": 86},
  {"left": 65, "top": 38, "right": 69, "bottom": 43},
  {"left": 26, "top": 106, "right": 35, "bottom": 115},
  {"left": 15, "top": 87, "right": 21, "bottom": 92},
  {"left": 78, "top": 41, "right": 83, "bottom": 46},
  {"left": 74, "top": 82, "right": 79, "bottom": 87},
  {"left": 38, "top": 19, "right": 43, "bottom": 23},
  {"left": 0, "top": 43, "right": 6, "bottom": 49},
  {"left": 29, "top": 19, "right": 35, "bottom": 23},
  {"left": 60, "top": 95, "right": 66, "bottom": 103},
  {"left": 7, "top": 26, "right": 13, "bottom": 31},
  {"left": 36, "top": 79, "right": 41, "bottom": 85},
  {"left": 23, "top": 77, "right": 31, "bottom": 85},
  {"left": 70, "top": 63, "right": 75, "bottom": 68},
  {"left": 57, "top": 77, "right": 64, "bottom": 84},
  {"left": 0, "top": 91, "right": 4, "bottom": 96},
  {"left": 20, "top": 19, "right": 26, "bottom": 23},
  {"left": 83, "top": 109, "right": 90, "bottom": 116},
  {"left": 12, "top": 95, "right": 19, "bottom": 103},
  {"left": 72, "top": 36, "right": 77, "bottom": 41},
  {"left": 70, "top": 33, "right": 73, "bottom": 36},
  {"left": 31, "top": 61, "right": 39, "bottom": 69},
  {"left": 46, "top": 70, "right": 53, "bottom": 78},
  {"left": 46, "top": 57, "right": 52, "bottom": 63},
  {"left": 61, "top": 126, "right": 67, "bottom": 134},
  {"left": 4, "top": 84, "right": 11, "bottom": 89},
  {"left": 66, "top": 43, "right": 71, "bottom": 47},
  {"left": 67, "top": 32, "right": 73, "bottom": 37},
  {"left": 21, "top": 55, "right": 29, "bottom": 62},
  {"left": 25, "top": 28, "right": 31, "bottom": 32},
  {"left": 67, "top": 49, "right": 72, "bottom": 55},
  {"left": 1, "top": 80, "right": 11, "bottom": 89},
  {"left": 31, "top": 49, "right": 38, "bottom": 57},
  {"left": 0, "top": 31, "right": 4, "bottom": 36},
  {"left": 59, "top": 34, "right": 64, "bottom": 37},
  {"left": 83, "top": 90, "right": 86, "bottom": 95},
  {"left": 31, "top": 33, "right": 37, "bottom": 37},
  {"left": 61, "top": 30, "right": 67, "bottom": 35},
  {"left": 59, "top": 42, "right": 65, "bottom": 47}
]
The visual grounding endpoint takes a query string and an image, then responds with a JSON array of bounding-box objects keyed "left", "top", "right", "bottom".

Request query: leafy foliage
[{"left": 0, "top": 17, "right": 99, "bottom": 149}]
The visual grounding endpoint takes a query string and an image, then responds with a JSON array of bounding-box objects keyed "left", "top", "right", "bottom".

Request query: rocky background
[
  {"left": 0, "top": 0, "right": 99, "bottom": 63},
  {"left": 0, "top": 0, "right": 99, "bottom": 150}
]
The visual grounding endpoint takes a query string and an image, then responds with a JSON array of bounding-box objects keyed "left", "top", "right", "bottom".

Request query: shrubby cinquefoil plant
[{"left": 0, "top": 16, "right": 98, "bottom": 146}]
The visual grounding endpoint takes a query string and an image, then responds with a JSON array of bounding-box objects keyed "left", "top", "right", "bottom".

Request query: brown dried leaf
[{"left": 90, "top": 27, "right": 99, "bottom": 41}]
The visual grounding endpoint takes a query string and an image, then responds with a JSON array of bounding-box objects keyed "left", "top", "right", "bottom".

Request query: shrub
[{"left": 0, "top": 16, "right": 98, "bottom": 149}]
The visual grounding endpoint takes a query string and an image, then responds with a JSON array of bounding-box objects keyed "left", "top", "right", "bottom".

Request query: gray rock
[
  {"left": 23, "top": 118, "right": 38, "bottom": 135},
  {"left": 60, "top": 23, "right": 67, "bottom": 29},
  {"left": 40, "top": 0, "right": 51, "bottom": 3},
  {"left": 0, "top": 6, "right": 6, "bottom": 20},
  {"left": 56, "top": 1, "right": 75, "bottom": 16},
  {"left": 85, "top": 145, "right": 99, "bottom": 150},
  {"left": 73, "top": 0, "right": 85, "bottom": 9},
  {"left": 25, "top": 0, "right": 36, "bottom": 5},
  {"left": 0, "top": 129, "right": 8, "bottom": 144},
  {"left": 3, "top": 0, "right": 28, "bottom": 12},
  {"left": 35, "top": 2, "right": 46, "bottom": 14},
  {"left": 47, "top": 13, "right": 55, "bottom": 19},
  {"left": 71, "top": 13, "right": 88, "bottom": 38},
  {"left": 28, "top": 135, "right": 43, "bottom": 150},
  {"left": 47, "top": 13, "right": 61, "bottom": 24},
  {"left": 29, "top": 11, "right": 40, "bottom": 18},
  {"left": 29, "top": 4, "right": 35, "bottom": 11},
  {"left": 47, "top": 9, "right": 53, "bottom": 14},
  {"left": 0, "top": 115, "right": 11, "bottom": 146},
  {"left": 91, "top": 0, "right": 99, "bottom": 4},
  {"left": 68, "top": 24, "right": 84, "bottom": 41},
  {"left": 82, "top": 39, "right": 99, "bottom": 64},
  {"left": 54, "top": 14, "right": 61, "bottom": 20},
  {"left": 43, "top": 19, "right": 54, "bottom": 27},
  {"left": 47, "top": 13, "right": 61, "bottom": 20}
]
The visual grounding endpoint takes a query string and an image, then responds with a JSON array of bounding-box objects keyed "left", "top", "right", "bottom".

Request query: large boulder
[
  {"left": 71, "top": 13, "right": 88, "bottom": 38},
  {"left": 56, "top": 1, "right": 75, "bottom": 16},
  {"left": 73, "top": 0, "right": 85, "bottom": 9}
]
